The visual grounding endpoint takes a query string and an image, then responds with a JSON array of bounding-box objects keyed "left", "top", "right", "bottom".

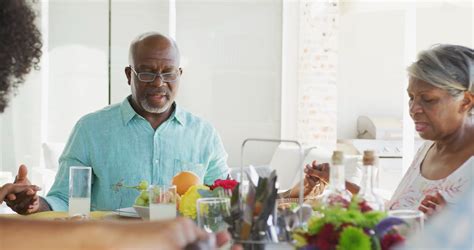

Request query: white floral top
[{"left": 388, "top": 141, "right": 473, "bottom": 210}]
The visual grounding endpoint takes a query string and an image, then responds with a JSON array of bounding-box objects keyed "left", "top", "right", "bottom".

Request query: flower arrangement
[
  {"left": 293, "top": 197, "right": 405, "bottom": 250},
  {"left": 210, "top": 179, "right": 239, "bottom": 192}
]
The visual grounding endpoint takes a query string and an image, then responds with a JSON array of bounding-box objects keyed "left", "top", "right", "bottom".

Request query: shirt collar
[
  {"left": 120, "top": 96, "right": 137, "bottom": 125},
  {"left": 120, "top": 95, "right": 185, "bottom": 126},
  {"left": 172, "top": 104, "right": 185, "bottom": 126}
]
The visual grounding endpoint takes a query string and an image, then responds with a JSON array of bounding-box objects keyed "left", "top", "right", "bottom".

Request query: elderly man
[
  {"left": 0, "top": 2, "right": 238, "bottom": 247},
  {"left": 8, "top": 32, "right": 229, "bottom": 213}
]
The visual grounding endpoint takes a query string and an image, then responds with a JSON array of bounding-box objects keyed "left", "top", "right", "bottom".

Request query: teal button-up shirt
[{"left": 45, "top": 96, "right": 229, "bottom": 211}]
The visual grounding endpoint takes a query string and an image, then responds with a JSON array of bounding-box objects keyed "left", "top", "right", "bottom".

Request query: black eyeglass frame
[{"left": 129, "top": 66, "right": 181, "bottom": 83}]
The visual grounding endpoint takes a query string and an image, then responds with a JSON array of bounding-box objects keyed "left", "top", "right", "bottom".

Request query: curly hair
[{"left": 0, "top": 0, "right": 42, "bottom": 113}]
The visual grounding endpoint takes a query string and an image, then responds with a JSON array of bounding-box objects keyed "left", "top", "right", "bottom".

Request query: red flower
[
  {"left": 314, "top": 224, "right": 339, "bottom": 250},
  {"left": 306, "top": 234, "right": 319, "bottom": 247},
  {"left": 381, "top": 233, "right": 405, "bottom": 250},
  {"left": 326, "top": 195, "right": 350, "bottom": 208},
  {"left": 210, "top": 179, "right": 239, "bottom": 191},
  {"left": 358, "top": 201, "right": 373, "bottom": 213}
]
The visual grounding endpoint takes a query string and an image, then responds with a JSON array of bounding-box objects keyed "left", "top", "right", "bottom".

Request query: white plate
[
  {"left": 114, "top": 207, "right": 141, "bottom": 218},
  {"left": 133, "top": 205, "right": 149, "bottom": 220}
]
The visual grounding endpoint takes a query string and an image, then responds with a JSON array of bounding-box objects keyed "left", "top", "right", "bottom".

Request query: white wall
[
  {"left": 337, "top": 8, "right": 406, "bottom": 139},
  {"left": 46, "top": 0, "right": 110, "bottom": 145},
  {"left": 337, "top": 1, "right": 473, "bottom": 140},
  {"left": 416, "top": 3, "right": 473, "bottom": 50},
  {"left": 110, "top": 0, "right": 170, "bottom": 104},
  {"left": 0, "top": 71, "right": 43, "bottom": 174},
  {"left": 175, "top": 0, "right": 282, "bottom": 167}
]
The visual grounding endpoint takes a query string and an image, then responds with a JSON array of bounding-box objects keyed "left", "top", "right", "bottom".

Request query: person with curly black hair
[
  {"left": 0, "top": 1, "right": 237, "bottom": 249},
  {"left": 0, "top": 0, "right": 42, "bottom": 113}
]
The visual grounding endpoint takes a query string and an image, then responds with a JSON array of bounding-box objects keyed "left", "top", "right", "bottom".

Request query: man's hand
[
  {"left": 5, "top": 165, "right": 41, "bottom": 214},
  {"left": 0, "top": 183, "right": 40, "bottom": 204},
  {"left": 11, "top": 164, "right": 31, "bottom": 186},
  {"left": 418, "top": 192, "right": 447, "bottom": 217}
]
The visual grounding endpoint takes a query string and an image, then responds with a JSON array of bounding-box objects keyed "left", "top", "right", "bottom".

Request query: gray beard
[{"left": 140, "top": 98, "right": 171, "bottom": 114}]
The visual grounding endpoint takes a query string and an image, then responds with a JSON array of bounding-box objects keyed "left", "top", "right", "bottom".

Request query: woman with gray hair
[
  {"left": 388, "top": 44, "right": 473, "bottom": 214},
  {"left": 306, "top": 44, "right": 473, "bottom": 215}
]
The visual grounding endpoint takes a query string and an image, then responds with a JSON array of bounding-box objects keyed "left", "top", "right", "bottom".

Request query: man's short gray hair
[
  {"left": 128, "top": 31, "right": 180, "bottom": 65},
  {"left": 407, "top": 44, "right": 473, "bottom": 115}
]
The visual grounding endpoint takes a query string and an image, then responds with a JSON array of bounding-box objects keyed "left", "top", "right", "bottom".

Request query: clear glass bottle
[
  {"left": 320, "top": 151, "right": 352, "bottom": 207},
  {"left": 358, "top": 150, "right": 384, "bottom": 211}
]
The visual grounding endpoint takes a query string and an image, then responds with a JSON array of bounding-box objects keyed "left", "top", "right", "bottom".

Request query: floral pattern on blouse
[{"left": 388, "top": 141, "right": 473, "bottom": 210}]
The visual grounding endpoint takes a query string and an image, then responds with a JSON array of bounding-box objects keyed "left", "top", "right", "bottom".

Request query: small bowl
[{"left": 133, "top": 205, "right": 149, "bottom": 220}]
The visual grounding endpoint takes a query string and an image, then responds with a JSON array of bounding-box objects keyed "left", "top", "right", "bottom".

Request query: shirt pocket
[{"left": 173, "top": 159, "right": 206, "bottom": 183}]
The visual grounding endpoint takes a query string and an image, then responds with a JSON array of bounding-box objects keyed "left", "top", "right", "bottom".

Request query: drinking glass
[
  {"left": 69, "top": 166, "right": 92, "bottom": 217},
  {"left": 149, "top": 185, "right": 177, "bottom": 221},
  {"left": 388, "top": 209, "right": 424, "bottom": 237},
  {"left": 197, "top": 197, "right": 231, "bottom": 233}
]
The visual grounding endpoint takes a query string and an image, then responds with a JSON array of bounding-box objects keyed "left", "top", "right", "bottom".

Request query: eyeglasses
[{"left": 129, "top": 66, "right": 180, "bottom": 83}]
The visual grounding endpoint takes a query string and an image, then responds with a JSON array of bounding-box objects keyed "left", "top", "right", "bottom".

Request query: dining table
[
  {"left": 0, "top": 208, "right": 293, "bottom": 250},
  {"left": 0, "top": 210, "right": 140, "bottom": 221}
]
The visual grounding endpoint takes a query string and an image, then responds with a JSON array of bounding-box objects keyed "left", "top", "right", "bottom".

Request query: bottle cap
[
  {"left": 332, "top": 150, "right": 344, "bottom": 165},
  {"left": 363, "top": 150, "right": 376, "bottom": 166}
]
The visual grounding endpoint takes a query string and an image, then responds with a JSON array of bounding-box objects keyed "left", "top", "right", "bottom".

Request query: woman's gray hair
[{"left": 407, "top": 44, "right": 473, "bottom": 95}]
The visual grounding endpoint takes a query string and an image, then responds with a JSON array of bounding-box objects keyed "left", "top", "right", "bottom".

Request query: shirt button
[{"left": 155, "top": 159, "right": 159, "bottom": 164}]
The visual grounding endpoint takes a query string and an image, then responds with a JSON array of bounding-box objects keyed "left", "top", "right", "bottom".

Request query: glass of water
[
  {"left": 197, "top": 197, "right": 231, "bottom": 233},
  {"left": 149, "top": 185, "right": 177, "bottom": 221},
  {"left": 69, "top": 166, "right": 92, "bottom": 217}
]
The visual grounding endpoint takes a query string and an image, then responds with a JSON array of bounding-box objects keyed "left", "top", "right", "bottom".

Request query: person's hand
[
  {"left": 284, "top": 161, "right": 329, "bottom": 198},
  {"left": 302, "top": 174, "right": 319, "bottom": 197},
  {"left": 5, "top": 165, "right": 40, "bottom": 214},
  {"left": 418, "top": 192, "right": 447, "bottom": 217},
  {"left": 303, "top": 161, "right": 360, "bottom": 194},
  {"left": 302, "top": 161, "right": 329, "bottom": 196},
  {"left": 161, "top": 217, "right": 242, "bottom": 250},
  {"left": 184, "top": 229, "right": 242, "bottom": 250},
  {"left": 122, "top": 217, "right": 242, "bottom": 250},
  {"left": 304, "top": 161, "right": 329, "bottom": 184},
  {"left": 0, "top": 183, "right": 41, "bottom": 204},
  {"left": 215, "top": 230, "right": 242, "bottom": 250}
]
